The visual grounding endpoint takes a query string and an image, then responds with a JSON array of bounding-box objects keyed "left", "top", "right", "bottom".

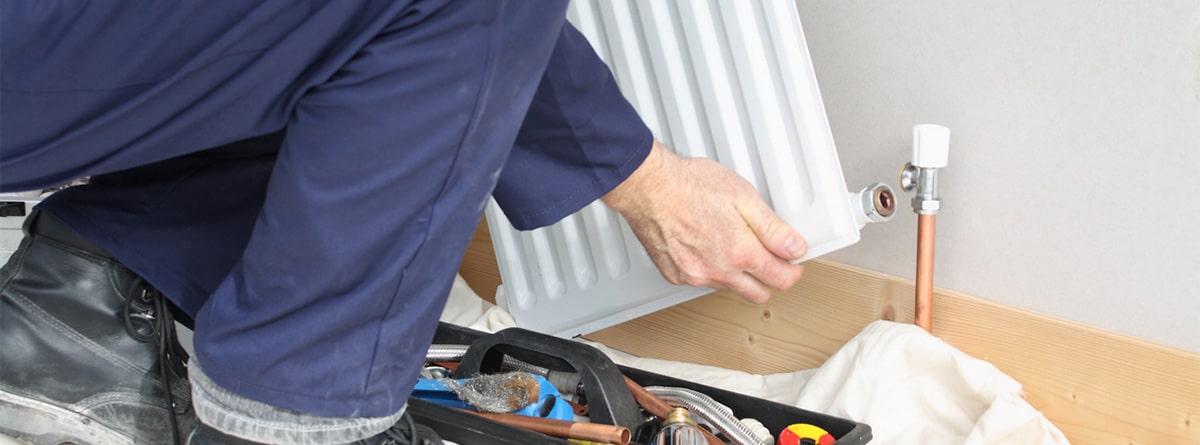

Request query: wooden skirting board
[{"left": 458, "top": 221, "right": 1200, "bottom": 444}]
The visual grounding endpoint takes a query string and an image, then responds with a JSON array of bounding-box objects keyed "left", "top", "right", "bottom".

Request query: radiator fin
[{"left": 487, "top": 0, "right": 859, "bottom": 337}]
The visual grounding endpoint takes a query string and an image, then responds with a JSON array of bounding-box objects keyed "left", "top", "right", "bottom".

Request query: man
[{"left": 0, "top": 1, "right": 807, "bottom": 443}]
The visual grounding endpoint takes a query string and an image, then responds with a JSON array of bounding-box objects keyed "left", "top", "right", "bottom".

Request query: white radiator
[{"left": 486, "top": 0, "right": 891, "bottom": 337}]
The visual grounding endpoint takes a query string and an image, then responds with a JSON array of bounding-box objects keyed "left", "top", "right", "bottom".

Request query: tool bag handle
[{"left": 453, "top": 327, "right": 643, "bottom": 431}]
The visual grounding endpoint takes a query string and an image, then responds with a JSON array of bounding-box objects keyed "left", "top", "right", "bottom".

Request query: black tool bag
[{"left": 410, "top": 322, "right": 871, "bottom": 445}]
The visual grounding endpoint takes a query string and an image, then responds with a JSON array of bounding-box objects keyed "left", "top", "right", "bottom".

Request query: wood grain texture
[
  {"left": 585, "top": 260, "right": 912, "bottom": 372},
  {"left": 457, "top": 220, "right": 501, "bottom": 304},
  {"left": 458, "top": 221, "right": 1200, "bottom": 443},
  {"left": 932, "top": 289, "right": 1200, "bottom": 444}
]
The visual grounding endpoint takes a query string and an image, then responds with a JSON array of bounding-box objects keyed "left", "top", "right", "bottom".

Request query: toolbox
[{"left": 410, "top": 322, "right": 871, "bottom": 445}]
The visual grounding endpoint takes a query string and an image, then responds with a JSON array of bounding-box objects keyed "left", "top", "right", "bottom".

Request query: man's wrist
[{"left": 601, "top": 140, "right": 671, "bottom": 215}]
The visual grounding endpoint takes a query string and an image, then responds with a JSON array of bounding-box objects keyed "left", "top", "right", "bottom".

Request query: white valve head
[{"left": 911, "top": 124, "right": 950, "bottom": 168}]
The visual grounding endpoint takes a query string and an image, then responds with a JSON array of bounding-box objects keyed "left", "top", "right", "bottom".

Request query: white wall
[{"left": 794, "top": 1, "right": 1200, "bottom": 351}]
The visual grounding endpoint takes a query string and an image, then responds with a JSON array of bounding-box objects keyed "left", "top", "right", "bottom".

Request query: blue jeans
[{"left": 190, "top": 361, "right": 403, "bottom": 444}]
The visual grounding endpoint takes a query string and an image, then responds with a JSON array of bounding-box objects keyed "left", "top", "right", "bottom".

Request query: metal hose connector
[
  {"left": 426, "top": 344, "right": 470, "bottom": 362},
  {"left": 646, "top": 386, "right": 770, "bottom": 445},
  {"left": 427, "top": 344, "right": 551, "bottom": 376}
]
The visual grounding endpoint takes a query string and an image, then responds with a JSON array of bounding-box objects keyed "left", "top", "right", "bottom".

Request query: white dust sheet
[{"left": 440, "top": 275, "right": 1070, "bottom": 445}]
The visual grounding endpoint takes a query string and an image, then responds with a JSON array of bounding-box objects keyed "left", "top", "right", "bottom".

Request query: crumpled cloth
[{"left": 441, "top": 275, "right": 1069, "bottom": 445}]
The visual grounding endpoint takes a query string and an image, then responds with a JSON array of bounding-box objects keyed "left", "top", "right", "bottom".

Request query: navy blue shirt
[{"left": 2, "top": 0, "right": 651, "bottom": 417}]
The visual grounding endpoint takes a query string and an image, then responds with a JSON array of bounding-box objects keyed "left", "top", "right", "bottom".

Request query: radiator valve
[{"left": 899, "top": 124, "right": 950, "bottom": 215}]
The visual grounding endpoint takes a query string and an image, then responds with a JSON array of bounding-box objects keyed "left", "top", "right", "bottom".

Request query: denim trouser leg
[{"left": 189, "top": 361, "right": 403, "bottom": 444}]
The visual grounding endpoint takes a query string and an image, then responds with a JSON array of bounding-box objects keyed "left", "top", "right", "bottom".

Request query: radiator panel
[{"left": 486, "top": 0, "right": 860, "bottom": 337}]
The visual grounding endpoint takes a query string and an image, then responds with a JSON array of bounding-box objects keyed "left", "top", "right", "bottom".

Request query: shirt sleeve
[{"left": 491, "top": 22, "right": 653, "bottom": 231}]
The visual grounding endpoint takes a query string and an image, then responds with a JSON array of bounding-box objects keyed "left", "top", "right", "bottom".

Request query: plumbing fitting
[
  {"left": 646, "top": 386, "right": 771, "bottom": 445},
  {"left": 850, "top": 182, "right": 897, "bottom": 228},
  {"left": 899, "top": 125, "right": 949, "bottom": 215},
  {"left": 899, "top": 124, "right": 950, "bottom": 333},
  {"left": 652, "top": 407, "right": 708, "bottom": 445}
]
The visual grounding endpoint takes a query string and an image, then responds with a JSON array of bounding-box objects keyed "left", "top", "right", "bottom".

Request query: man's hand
[{"left": 602, "top": 141, "right": 807, "bottom": 304}]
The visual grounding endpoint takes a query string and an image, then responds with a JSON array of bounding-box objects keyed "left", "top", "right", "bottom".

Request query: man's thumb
[{"left": 746, "top": 203, "right": 807, "bottom": 260}]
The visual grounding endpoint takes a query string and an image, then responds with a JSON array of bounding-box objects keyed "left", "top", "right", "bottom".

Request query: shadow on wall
[{"left": 1193, "top": 7, "right": 1200, "bottom": 103}]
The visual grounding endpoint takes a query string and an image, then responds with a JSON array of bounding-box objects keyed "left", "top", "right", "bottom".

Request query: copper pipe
[
  {"left": 454, "top": 409, "right": 631, "bottom": 445},
  {"left": 624, "top": 376, "right": 724, "bottom": 445},
  {"left": 915, "top": 214, "right": 936, "bottom": 332},
  {"left": 624, "top": 376, "right": 672, "bottom": 418}
]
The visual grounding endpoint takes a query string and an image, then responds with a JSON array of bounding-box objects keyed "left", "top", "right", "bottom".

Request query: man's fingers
[
  {"left": 724, "top": 273, "right": 772, "bottom": 304},
  {"left": 748, "top": 256, "right": 806, "bottom": 292},
  {"left": 741, "top": 202, "right": 807, "bottom": 261}
]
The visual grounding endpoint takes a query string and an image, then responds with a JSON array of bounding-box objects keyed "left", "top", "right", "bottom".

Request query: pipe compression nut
[
  {"left": 860, "top": 182, "right": 896, "bottom": 223},
  {"left": 899, "top": 163, "right": 941, "bottom": 215},
  {"left": 851, "top": 182, "right": 897, "bottom": 228},
  {"left": 911, "top": 197, "right": 942, "bottom": 214}
]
